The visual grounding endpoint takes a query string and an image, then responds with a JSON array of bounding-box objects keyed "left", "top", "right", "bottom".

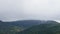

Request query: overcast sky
[{"left": 0, "top": 0, "right": 60, "bottom": 21}]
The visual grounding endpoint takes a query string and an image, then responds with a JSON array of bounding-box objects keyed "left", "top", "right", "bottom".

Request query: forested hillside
[
  {"left": 0, "top": 20, "right": 41, "bottom": 34},
  {"left": 0, "top": 20, "right": 60, "bottom": 34},
  {"left": 19, "top": 21, "right": 60, "bottom": 34}
]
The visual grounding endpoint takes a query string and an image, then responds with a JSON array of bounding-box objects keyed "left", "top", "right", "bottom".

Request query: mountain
[
  {"left": 0, "top": 20, "right": 59, "bottom": 34},
  {"left": 18, "top": 21, "right": 60, "bottom": 34},
  {"left": 0, "top": 20, "right": 43, "bottom": 34},
  {"left": 0, "top": 20, "right": 42, "bottom": 28}
]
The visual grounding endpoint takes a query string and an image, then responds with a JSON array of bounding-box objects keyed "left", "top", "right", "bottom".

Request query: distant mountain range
[{"left": 0, "top": 20, "right": 60, "bottom": 34}]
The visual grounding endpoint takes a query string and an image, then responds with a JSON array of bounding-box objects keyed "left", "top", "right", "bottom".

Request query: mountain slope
[
  {"left": 0, "top": 20, "right": 59, "bottom": 34},
  {"left": 19, "top": 21, "right": 60, "bottom": 34},
  {"left": 0, "top": 20, "right": 42, "bottom": 28},
  {"left": 0, "top": 20, "right": 42, "bottom": 34}
]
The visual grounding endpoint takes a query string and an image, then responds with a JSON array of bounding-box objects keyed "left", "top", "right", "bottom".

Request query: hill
[
  {"left": 0, "top": 20, "right": 59, "bottom": 34},
  {"left": 0, "top": 20, "right": 42, "bottom": 34},
  {"left": 19, "top": 21, "right": 60, "bottom": 34}
]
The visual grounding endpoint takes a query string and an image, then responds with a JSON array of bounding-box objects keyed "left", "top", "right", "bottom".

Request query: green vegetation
[
  {"left": 19, "top": 21, "right": 60, "bottom": 34},
  {"left": 0, "top": 20, "right": 60, "bottom": 34},
  {"left": 0, "top": 26, "right": 23, "bottom": 34}
]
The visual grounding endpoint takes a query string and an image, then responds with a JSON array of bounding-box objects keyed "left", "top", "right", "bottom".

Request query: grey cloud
[{"left": 0, "top": 0, "right": 60, "bottom": 21}]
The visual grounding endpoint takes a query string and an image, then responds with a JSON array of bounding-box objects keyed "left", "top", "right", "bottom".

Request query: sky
[{"left": 0, "top": 0, "right": 60, "bottom": 21}]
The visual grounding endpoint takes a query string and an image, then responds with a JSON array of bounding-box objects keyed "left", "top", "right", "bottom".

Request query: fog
[{"left": 0, "top": 0, "right": 60, "bottom": 21}]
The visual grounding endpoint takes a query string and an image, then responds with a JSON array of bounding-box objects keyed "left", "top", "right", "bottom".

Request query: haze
[{"left": 0, "top": 0, "right": 60, "bottom": 21}]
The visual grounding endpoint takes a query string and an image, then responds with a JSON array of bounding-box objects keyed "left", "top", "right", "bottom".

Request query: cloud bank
[{"left": 0, "top": 0, "right": 60, "bottom": 21}]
